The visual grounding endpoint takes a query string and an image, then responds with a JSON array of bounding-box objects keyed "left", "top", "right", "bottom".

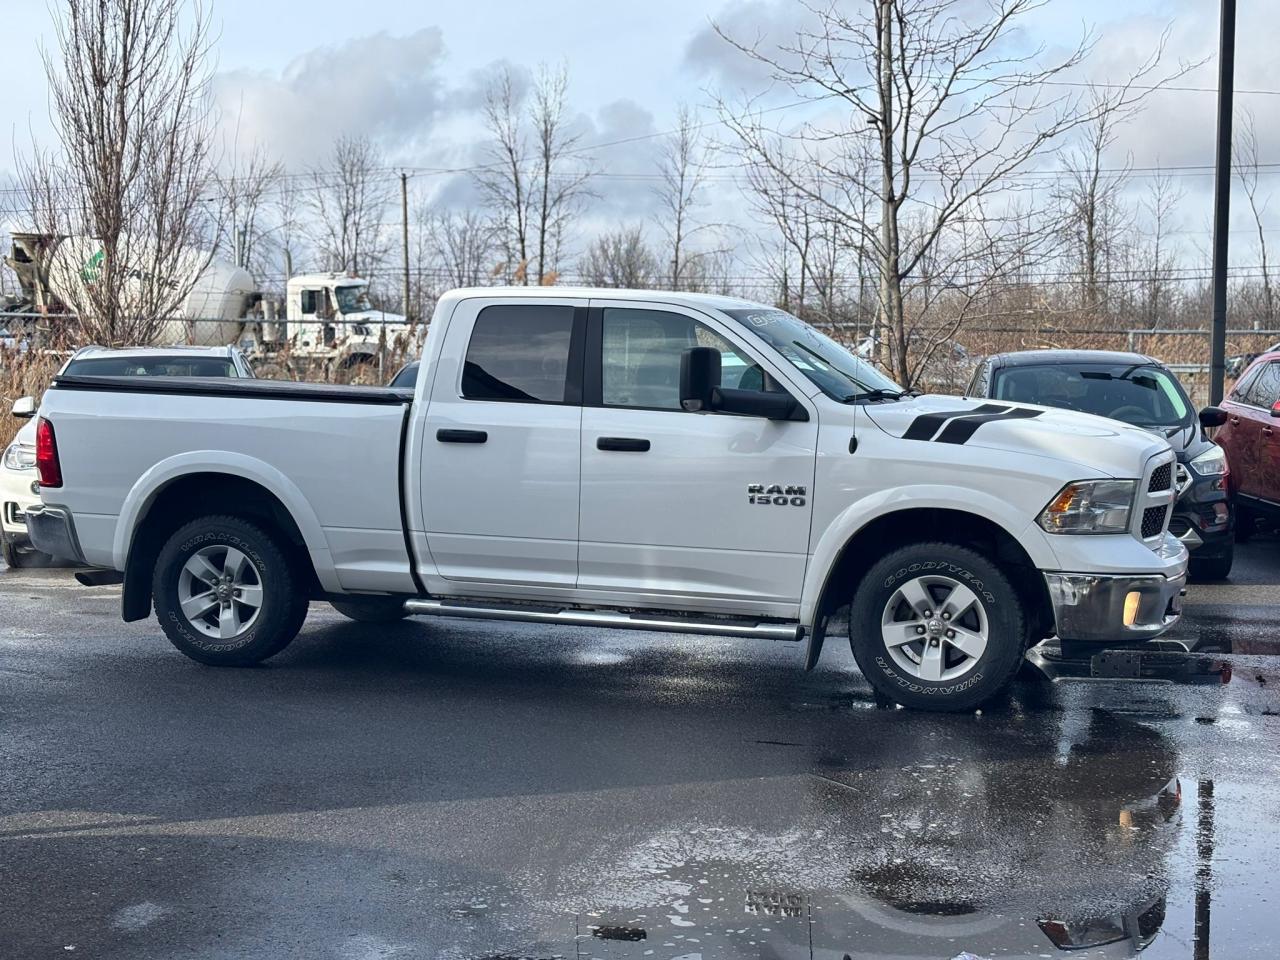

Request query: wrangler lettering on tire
[{"left": 849, "top": 542, "right": 1028, "bottom": 712}]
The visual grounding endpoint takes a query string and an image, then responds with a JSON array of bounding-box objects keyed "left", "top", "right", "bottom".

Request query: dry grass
[{"left": 0, "top": 346, "right": 66, "bottom": 448}]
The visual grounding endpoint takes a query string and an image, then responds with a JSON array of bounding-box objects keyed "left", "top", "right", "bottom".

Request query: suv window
[
  {"left": 601, "top": 308, "right": 775, "bottom": 410},
  {"left": 462, "top": 304, "right": 576, "bottom": 403},
  {"left": 1247, "top": 361, "right": 1280, "bottom": 407},
  {"left": 63, "top": 356, "right": 237, "bottom": 377}
]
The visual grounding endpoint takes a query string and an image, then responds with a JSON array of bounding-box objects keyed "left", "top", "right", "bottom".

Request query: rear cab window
[{"left": 461, "top": 304, "right": 579, "bottom": 403}]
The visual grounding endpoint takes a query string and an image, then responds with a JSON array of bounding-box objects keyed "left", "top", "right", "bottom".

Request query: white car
[
  {"left": 28, "top": 288, "right": 1187, "bottom": 710},
  {"left": 2, "top": 344, "right": 253, "bottom": 567}
]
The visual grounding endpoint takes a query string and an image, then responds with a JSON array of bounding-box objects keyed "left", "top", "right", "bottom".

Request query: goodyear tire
[
  {"left": 330, "top": 596, "right": 409, "bottom": 623},
  {"left": 849, "top": 542, "right": 1027, "bottom": 712},
  {"left": 153, "top": 515, "right": 308, "bottom": 666}
]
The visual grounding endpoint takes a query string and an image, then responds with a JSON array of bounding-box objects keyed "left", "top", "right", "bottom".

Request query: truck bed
[{"left": 41, "top": 375, "right": 416, "bottom": 594}]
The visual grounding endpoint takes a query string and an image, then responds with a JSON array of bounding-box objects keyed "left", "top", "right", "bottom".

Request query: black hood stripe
[
  {"left": 902, "top": 403, "right": 1009, "bottom": 441},
  {"left": 934, "top": 407, "right": 1043, "bottom": 444}
]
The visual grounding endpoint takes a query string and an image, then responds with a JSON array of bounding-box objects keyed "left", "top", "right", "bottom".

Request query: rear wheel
[
  {"left": 1, "top": 533, "right": 24, "bottom": 568},
  {"left": 153, "top": 515, "right": 308, "bottom": 666},
  {"left": 330, "top": 596, "right": 409, "bottom": 623},
  {"left": 849, "top": 542, "right": 1028, "bottom": 712}
]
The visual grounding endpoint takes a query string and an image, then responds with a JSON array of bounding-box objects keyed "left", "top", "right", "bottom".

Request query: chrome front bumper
[
  {"left": 24, "top": 504, "right": 87, "bottom": 565},
  {"left": 1044, "top": 568, "right": 1187, "bottom": 642}
]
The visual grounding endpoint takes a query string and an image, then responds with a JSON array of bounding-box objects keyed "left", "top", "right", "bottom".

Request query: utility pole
[
  {"left": 1209, "top": 0, "right": 1237, "bottom": 404},
  {"left": 876, "top": 0, "right": 893, "bottom": 372},
  {"left": 400, "top": 171, "right": 411, "bottom": 323}
]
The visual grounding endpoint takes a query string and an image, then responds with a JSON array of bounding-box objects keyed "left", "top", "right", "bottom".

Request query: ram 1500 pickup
[{"left": 26, "top": 288, "right": 1188, "bottom": 710}]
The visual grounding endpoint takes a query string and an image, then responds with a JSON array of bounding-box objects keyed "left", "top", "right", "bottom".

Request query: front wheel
[
  {"left": 153, "top": 515, "right": 309, "bottom": 666},
  {"left": 848, "top": 542, "right": 1028, "bottom": 712}
]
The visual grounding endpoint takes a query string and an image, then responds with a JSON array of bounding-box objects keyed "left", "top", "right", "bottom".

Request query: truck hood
[{"left": 864, "top": 394, "right": 1171, "bottom": 478}]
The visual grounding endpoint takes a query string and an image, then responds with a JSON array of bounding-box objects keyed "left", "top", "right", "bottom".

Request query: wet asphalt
[{"left": 1, "top": 540, "right": 1279, "bottom": 960}]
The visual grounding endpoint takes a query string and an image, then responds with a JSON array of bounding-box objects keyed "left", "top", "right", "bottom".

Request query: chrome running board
[{"left": 402, "top": 598, "right": 802, "bottom": 642}]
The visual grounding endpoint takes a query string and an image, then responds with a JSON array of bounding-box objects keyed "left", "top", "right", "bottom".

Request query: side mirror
[
  {"left": 1272, "top": 400, "right": 1280, "bottom": 419},
  {"left": 11, "top": 396, "right": 35, "bottom": 419},
  {"left": 679, "top": 346, "right": 802, "bottom": 421},
  {"left": 1199, "top": 405, "right": 1229, "bottom": 428},
  {"left": 680, "top": 346, "right": 721, "bottom": 412}
]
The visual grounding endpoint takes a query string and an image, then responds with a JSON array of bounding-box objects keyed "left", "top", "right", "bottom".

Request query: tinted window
[
  {"left": 1229, "top": 364, "right": 1261, "bottom": 403},
  {"left": 601, "top": 308, "right": 775, "bottom": 410},
  {"left": 389, "top": 361, "right": 420, "bottom": 388},
  {"left": 462, "top": 304, "right": 575, "bottom": 403},
  {"left": 1248, "top": 361, "right": 1280, "bottom": 407},
  {"left": 991, "top": 362, "right": 1191, "bottom": 427},
  {"left": 63, "top": 356, "right": 237, "bottom": 377}
]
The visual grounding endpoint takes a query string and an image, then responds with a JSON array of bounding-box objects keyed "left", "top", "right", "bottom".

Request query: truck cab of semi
[{"left": 282, "top": 273, "right": 414, "bottom": 372}]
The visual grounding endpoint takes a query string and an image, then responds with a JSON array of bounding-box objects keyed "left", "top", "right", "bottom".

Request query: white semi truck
[
  {"left": 25, "top": 286, "right": 1188, "bottom": 711},
  {"left": 2, "top": 232, "right": 415, "bottom": 376}
]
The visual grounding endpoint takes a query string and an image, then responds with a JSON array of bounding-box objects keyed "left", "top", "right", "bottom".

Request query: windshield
[
  {"left": 335, "top": 285, "right": 375, "bottom": 313},
  {"left": 721, "top": 308, "right": 903, "bottom": 400},
  {"left": 992, "top": 363, "right": 1192, "bottom": 427},
  {"left": 63, "top": 356, "right": 237, "bottom": 377}
]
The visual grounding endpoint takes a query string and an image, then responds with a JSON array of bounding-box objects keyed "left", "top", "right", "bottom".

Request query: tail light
[{"left": 35, "top": 417, "right": 63, "bottom": 488}]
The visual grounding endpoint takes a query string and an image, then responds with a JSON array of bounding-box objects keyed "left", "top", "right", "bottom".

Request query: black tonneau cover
[{"left": 51, "top": 374, "right": 414, "bottom": 405}]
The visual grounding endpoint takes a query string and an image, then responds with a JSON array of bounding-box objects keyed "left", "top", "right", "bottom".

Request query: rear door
[
  {"left": 576, "top": 300, "right": 818, "bottom": 611},
  {"left": 419, "top": 297, "right": 587, "bottom": 587}
]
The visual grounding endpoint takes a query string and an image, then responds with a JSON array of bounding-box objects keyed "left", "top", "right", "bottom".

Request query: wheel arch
[
  {"left": 118, "top": 457, "right": 338, "bottom": 622},
  {"left": 804, "top": 505, "right": 1054, "bottom": 666}
]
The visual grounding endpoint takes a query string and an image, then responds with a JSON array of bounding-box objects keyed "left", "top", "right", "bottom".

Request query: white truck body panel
[{"left": 28, "top": 287, "right": 1189, "bottom": 707}]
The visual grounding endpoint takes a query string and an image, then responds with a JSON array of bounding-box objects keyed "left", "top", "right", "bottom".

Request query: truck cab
[{"left": 285, "top": 273, "right": 414, "bottom": 373}]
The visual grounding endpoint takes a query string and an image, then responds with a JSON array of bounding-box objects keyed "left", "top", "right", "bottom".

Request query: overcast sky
[{"left": 3, "top": 0, "right": 1279, "bottom": 270}]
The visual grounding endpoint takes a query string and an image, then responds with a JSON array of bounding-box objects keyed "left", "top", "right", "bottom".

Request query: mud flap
[{"left": 803, "top": 615, "right": 828, "bottom": 671}]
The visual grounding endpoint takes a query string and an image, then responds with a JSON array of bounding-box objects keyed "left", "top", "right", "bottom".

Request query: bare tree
[
  {"left": 474, "top": 66, "right": 532, "bottom": 284},
  {"left": 216, "top": 141, "right": 283, "bottom": 275},
  {"left": 1054, "top": 91, "right": 1135, "bottom": 318},
  {"left": 1234, "top": 109, "right": 1274, "bottom": 327},
  {"left": 271, "top": 172, "right": 303, "bottom": 283},
  {"left": 1139, "top": 166, "right": 1183, "bottom": 327},
  {"left": 309, "top": 135, "right": 390, "bottom": 276},
  {"left": 529, "top": 64, "right": 593, "bottom": 285},
  {"left": 579, "top": 226, "right": 659, "bottom": 288},
  {"left": 19, "top": 0, "right": 218, "bottom": 346},
  {"left": 424, "top": 209, "right": 498, "bottom": 289},
  {"left": 654, "top": 105, "right": 712, "bottom": 289},
  {"left": 716, "top": 1, "right": 1182, "bottom": 386}
]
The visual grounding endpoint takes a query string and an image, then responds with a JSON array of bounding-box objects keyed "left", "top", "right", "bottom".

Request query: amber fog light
[{"left": 1123, "top": 591, "right": 1141, "bottom": 626}]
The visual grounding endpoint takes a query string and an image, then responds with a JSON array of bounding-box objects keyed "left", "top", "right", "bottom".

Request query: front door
[
  {"left": 577, "top": 301, "right": 818, "bottom": 612},
  {"left": 420, "top": 297, "right": 587, "bottom": 587}
]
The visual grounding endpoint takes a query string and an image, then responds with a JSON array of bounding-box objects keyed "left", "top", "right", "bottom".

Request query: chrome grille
[{"left": 1148, "top": 462, "right": 1172, "bottom": 492}]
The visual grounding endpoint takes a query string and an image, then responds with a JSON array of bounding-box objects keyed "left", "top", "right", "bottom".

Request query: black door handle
[
  {"left": 437, "top": 429, "right": 488, "bottom": 444},
  {"left": 597, "top": 437, "right": 650, "bottom": 452}
]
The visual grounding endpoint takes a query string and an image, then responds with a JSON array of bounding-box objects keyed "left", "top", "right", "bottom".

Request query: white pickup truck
[{"left": 25, "top": 288, "right": 1188, "bottom": 710}]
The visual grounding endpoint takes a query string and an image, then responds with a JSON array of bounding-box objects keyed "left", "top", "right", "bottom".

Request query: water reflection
[{"left": 578, "top": 709, "right": 1185, "bottom": 959}]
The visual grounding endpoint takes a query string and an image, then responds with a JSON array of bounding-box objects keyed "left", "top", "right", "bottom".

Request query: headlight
[
  {"left": 1189, "top": 444, "right": 1228, "bottom": 476},
  {"left": 1038, "top": 479, "right": 1136, "bottom": 534},
  {"left": 2, "top": 442, "right": 36, "bottom": 471}
]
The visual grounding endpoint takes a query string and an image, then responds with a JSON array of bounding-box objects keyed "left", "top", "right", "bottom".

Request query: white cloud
[{"left": 212, "top": 28, "right": 449, "bottom": 167}]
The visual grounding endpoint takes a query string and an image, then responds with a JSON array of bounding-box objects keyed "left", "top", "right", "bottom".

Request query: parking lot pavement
[{"left": 1, "top": 542, "right": 1278, "bottom": 959}]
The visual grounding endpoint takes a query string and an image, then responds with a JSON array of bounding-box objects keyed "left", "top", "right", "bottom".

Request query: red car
[{"left": 1216, "top": 350, "right": 1280, "bottom": 537}]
